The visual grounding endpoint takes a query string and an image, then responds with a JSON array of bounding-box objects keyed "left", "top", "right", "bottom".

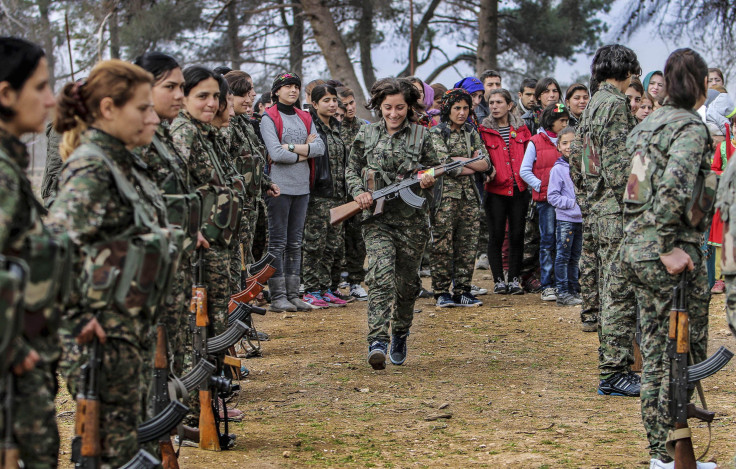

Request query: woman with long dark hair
[
  {"left": 345, "top": 78, "right": 439, "bottom": 370},
  {"left": 618, "top": 48, "right": 716, "bottom": 469}
]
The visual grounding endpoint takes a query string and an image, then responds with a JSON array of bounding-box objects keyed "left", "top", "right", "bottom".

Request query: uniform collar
[
  {"left": 178, "top": 109, "right": 217, "bottom": 136},
  {"left": 0, "top": 126, "right": 29, "bottom": 169},
  {"left": 380, "top": 117, "right": 411, "bottom": 136},
  {"left": 599, "top": 82, "right": 627, "bottom": 100}
]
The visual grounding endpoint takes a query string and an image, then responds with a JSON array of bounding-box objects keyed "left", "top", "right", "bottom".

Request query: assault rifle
[
  {"left": 329, "top": 156, "right": 483, "bottom": 226},
  {"left": 231, "top": 253, "right": 276, "bottom": 304},
  {"left": 137, "top": 325, "right": 188, "bottom": 469},
  {"left": 667, "top": 272, "right": 733, "bottom": 468},
  {"left": 72, "top": 339, "right": 162, "bottom": 468}
]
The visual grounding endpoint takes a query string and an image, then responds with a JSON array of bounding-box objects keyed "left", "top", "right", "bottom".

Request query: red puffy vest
[
  {"left": 530, "top": 132, "right": 559, "bottom": 202},
  {"left": 264, "top": 104, "right": 316, "bottom": 188},
  {"left": 479, "top": 124, "right": 531, "bottom": 196}
]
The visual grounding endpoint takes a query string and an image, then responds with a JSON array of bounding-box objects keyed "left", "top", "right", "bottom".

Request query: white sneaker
[
  {"left": 470, "top": 284, "right": 488, "bottom": 296},
  {"left": 474, "top": 254, "right": 490, "bottom": 270},
  {"left": 541, "top": 287, "right": 557, "bottom": 301},
  {"left": 350, "top": 284, "right": 368, "bottom": 301},
  {"left": 650, "top": 459, "right": 716, "bottom": 469}
]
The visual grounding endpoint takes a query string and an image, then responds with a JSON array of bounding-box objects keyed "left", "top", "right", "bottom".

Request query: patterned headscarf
[{"left": 439, "top": 88, "right": 474, "bottom": 124}]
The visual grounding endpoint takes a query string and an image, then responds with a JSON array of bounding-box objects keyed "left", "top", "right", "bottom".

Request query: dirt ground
[{"left": 55, "top": 273, "right": 736, "bottom": 468}]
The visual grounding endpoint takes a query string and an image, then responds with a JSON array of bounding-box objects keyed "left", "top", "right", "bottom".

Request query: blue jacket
[{"left": 547, "top": 157, "right": 582, "bottom": 223}]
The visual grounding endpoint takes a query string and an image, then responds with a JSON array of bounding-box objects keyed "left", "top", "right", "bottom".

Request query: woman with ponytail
[{"left": 48, "top": 59, "right": 168, "bottom": 467}]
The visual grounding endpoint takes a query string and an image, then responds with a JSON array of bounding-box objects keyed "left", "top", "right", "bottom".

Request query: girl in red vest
[
  {"left": 520, "top": 104, "right": 570, "bottom": 301},
  {"left": 478, "top": 89, "right": 532, "bottom": 294}
]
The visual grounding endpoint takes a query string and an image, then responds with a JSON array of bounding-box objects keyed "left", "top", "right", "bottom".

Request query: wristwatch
[{"left": 288, "top": 143, "right": 295, "bottom": 152}]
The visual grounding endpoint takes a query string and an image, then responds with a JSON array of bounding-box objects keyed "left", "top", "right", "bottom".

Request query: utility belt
[
  {"left": 80, "top": 227, "right": 179, "bottom": 316},
  {"left": 198, "top": 183, "right": 241, "bottom": 248},
  {"left": 164, "top": 192, "right": 201, "bottom": 256}
]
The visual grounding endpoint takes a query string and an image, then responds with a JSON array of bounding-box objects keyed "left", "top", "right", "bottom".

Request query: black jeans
[
  {"left": 266, "top": 193, "right": 309, "bottom": 277},
  {"left": 484, "top": 188, "right": 530, "bottom": 282}
]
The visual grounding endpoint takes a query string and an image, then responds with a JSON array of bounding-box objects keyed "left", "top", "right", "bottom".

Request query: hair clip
[{"left": 554, "top": 103, "right": 566, "bottom": 113}]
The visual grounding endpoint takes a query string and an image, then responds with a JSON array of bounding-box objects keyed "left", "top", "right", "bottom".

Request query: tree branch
[{"left": 425, "top": 52, "right": 475, "bottom": 84}]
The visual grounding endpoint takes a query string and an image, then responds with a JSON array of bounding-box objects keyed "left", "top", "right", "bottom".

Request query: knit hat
[
  {"left": 454, "top": 77, "right": 484, "bottom": 96},
  {"left": 439, "top": 88, "right": 473, "bottom": 123},
  {"left": 271, "top": 72, "right": 301, "bottom": 100},
  {"left": 706, "top": 92, "right": 736, "bottom": 134}
]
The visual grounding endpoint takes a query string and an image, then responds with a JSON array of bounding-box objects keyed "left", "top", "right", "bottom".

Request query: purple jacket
[{"left": 547, "top": 157, "right": 582, "bottom": 223}]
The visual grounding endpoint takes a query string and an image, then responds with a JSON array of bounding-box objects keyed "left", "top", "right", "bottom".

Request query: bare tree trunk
[
  {"left": 226, "top": 0, "right": 242, "bottom": 69},
  {"left": 109, "top": 6, "right": 120, "bottom": 59},
  {"left": 476, "top": 0, "right": 498, "bottom": 74},
  {"left": 357, "top": 0, "right": 377, "bottom": 91},
  {"left": 300, "top": 0, "right": 369, "bottom": 118},
  {"left": 37, "top": 0, "right": 55, "bottom": 90},
  {"left": 289, "top": 5, "right": 304, "bottom": 78}
]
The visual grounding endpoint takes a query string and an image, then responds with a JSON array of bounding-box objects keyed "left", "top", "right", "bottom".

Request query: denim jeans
[
  {"left": 266, "top": 193, "right": 309, "bottom": 277},
  {"left": 537, "top": 201, "right": 556, "bottom": 288},
  {"left": 554, "top": 220, "right": 582, "bottom": 295}
]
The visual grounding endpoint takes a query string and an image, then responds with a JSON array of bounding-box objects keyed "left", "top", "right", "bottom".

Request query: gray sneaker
[
  {"left": 556, "top": 293, "right": 582, "bottom": 306},
  {"left": 541, "top": 287, "right": 557, "bottom": 301},
  {"left": 350, "top": 284, "right": 368, "bottom": 301},
  {"left": 474, "top": 254, "right": 490, "bottom": 270}
]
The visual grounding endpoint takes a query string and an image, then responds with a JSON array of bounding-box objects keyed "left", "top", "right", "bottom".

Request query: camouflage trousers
[
  {"left": 229, "top": 234, "right": 242, "bottom": 294},
  {"left": 240, "top": 202, "right": 259, "bottom": 266},
  {"left": 363, "top": 220, "right": 427, "bottom": 343},
  {"left": 430, "top": 196, "right": 479, "bottom": 295},
  {"left": 68, "top": 338, "right": 144, "bottom": 468},
  {"left": 596, "top": 214, "right": 637, "bottom": 377},
  {"left": 579, "top": 218, "right": 600, "bottom": 325},
  {"left": 302, "top": 196, "right": 345, "bottom": 293},
  {"left": 618, "top": 242, "right": 709, "bottom": 461},
  {"left": 202, "top": 246, "right": 231, "bottom": 336},
  {"left": 0, "top": 359, "right": 59, "bottom": 469},
  {"left": 344, "top": 215, "right": 366, "bottom": 285},
  {"left": 159, "top": 251, "right": 192, "bottom": 376},
  {"left": 521, "top": 199, "right": 541, "bottom": 280},
  {"left": 725, "top": 274, "right": 736, "bottom": 338}
]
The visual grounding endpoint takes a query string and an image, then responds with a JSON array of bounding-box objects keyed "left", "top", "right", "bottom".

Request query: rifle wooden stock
[
  {"left": 330, "top": 200, "right": 361, "bottom": 226},
  {"left": 154, "top": 325, "right": 167, "bottom": 370},
  {"left": 632, "top": 342, "right": 642, "bottom": 373},
  {"left": 229, "top": 280, "right": 264, "bottom": 305},
  {"left": 198, "top": 390, "right": 220, "bottom": 451},
  {"left": 76, "top": 397, "right": 101, "bottom": 458},
  {"left": 0, "top": 448, "right": 19, "bottom": 469},
  {"left": 160, "top": 440, "right": 179, "bottom": 469}
]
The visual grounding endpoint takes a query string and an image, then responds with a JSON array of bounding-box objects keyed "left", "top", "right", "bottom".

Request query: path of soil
[{"left": 55, "top": 274, "right": 736, "bottom": 468}]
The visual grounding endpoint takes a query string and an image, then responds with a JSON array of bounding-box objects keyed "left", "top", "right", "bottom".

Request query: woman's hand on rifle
[
  {"left": 660, "top": 247, "right": 694, "bottom": 275},
  {"left": 419, "top": 172, "right": 436, "bottom": 189},
  {"left": 354, "top": 191, "right": 373, "bottom": 210},
  {"left": 13, "top": 348, "right": 39, "bottom": 375},
  {"left": 76, "top": 317, "right": 107, "bottom": 345},
  {"left": 196, "top": 231, "right": 210, "bottom": 250}
]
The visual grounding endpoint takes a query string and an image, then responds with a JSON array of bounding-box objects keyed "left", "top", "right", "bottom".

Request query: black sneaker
[
  {"left": 435, "top": 293, "right": 455, "bottom": 308},
  {"left": 597, "top": 372, "right": 640, "bottom": 397},
  {"left": 493, "top": 280, "right": 508, "bottom": 294},
  {"left": 508, "top": 277, "right": 524, "bottom": 295},
  {"left": 628, "top": 371, "right": 641, "bottom": 384},
  {"left": 581, "top": 320, "right": 598, "bottom": 332},
  {"left": 367, "top": 341, "right": 388, "bottom": 370},
  {"left": 389, "top": 332, "right": 409, "bottom": 365},
  {"left": 453, "top": 292, "right": 483, "bottom": 307}
]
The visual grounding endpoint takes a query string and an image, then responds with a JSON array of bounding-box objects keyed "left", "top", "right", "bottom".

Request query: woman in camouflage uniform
[
  {"left": 0, "top": 36, "right": 59, "bottom": 469},
  {"left": 618, "top": 49, "right": 716, "bottom": 469},
  {"left": 50, "top": 59, "right": 167, "bottom": 467},
  {"left": 345, "top": 78, "right": 439, "bottom": 370}
]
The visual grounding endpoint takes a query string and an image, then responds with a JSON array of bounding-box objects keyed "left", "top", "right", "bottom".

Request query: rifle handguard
[
  {"left": 137, "top": 400, "right": 189, "bottom": 444},
  {"left": 688, "top": 346, "right": 733, "bottom": 383},
  {"left": 118, "top": 449, "right": 161, "bottom": 469},
  {"left": 178, "top": 359, "right": 216, "bottom": 393},
  {"left": 206, "top": 320, "right": 249, "bottom": 353}
]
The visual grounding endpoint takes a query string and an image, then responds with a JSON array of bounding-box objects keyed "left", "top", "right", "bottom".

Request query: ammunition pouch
[
  {"left": 237, "top": 153, "right": 263, "bottom": 197},
  {"left": 163, "top": 192, "right": 201, "bottom": 256},
  {"left": 0, "top": 256, "right": 28, "bottom": 355},
  {"left": 199, "top": 185, "right": 240, "bottom": 248}
]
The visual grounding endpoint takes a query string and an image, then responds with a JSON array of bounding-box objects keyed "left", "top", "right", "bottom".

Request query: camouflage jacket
[
  {"left": 345, "top": 118, "right": 441, "bottom": 226},
  {"left": 429, "top": 122, "right": 490, "bottom": 201},
  {"left": 0, "top": 127, "right": 43, "bottom": 367},
  {"left": 622, "top": 105, "right": 713, "bottom": 256},
  {"left": 48, "top": 128, "right": 169, "bottom": 346},
  {"left": 340, "top": 115, "right": 364, "bottom": 149},
  {"left": 312, "top": 113, "right": 347, "bottom": 200},
  {"left": 170, "top": 110, "right": 227, "bottom": 188},
  {"left": 570, "top": 82, "right": 638, "bottom": 217},
  {"left": 229, "top": 114, "right": 271, "bottom": 205},
  {"left": 41, "top": 123, "right": 63, "bottom": 207},
  {"left": 137, "top": 120, "right": 190, "bottom": 194}
]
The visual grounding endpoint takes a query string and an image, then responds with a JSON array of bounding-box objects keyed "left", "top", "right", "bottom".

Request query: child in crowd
[
  {"left": 546, "top": 127, "right": 582, "bottom": 306},
  {"left": 636, "top": 93, "right": 654, "bottom": 122},
  {"left": 520, "top": 103, "right": 570, "bottom": 301}
]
